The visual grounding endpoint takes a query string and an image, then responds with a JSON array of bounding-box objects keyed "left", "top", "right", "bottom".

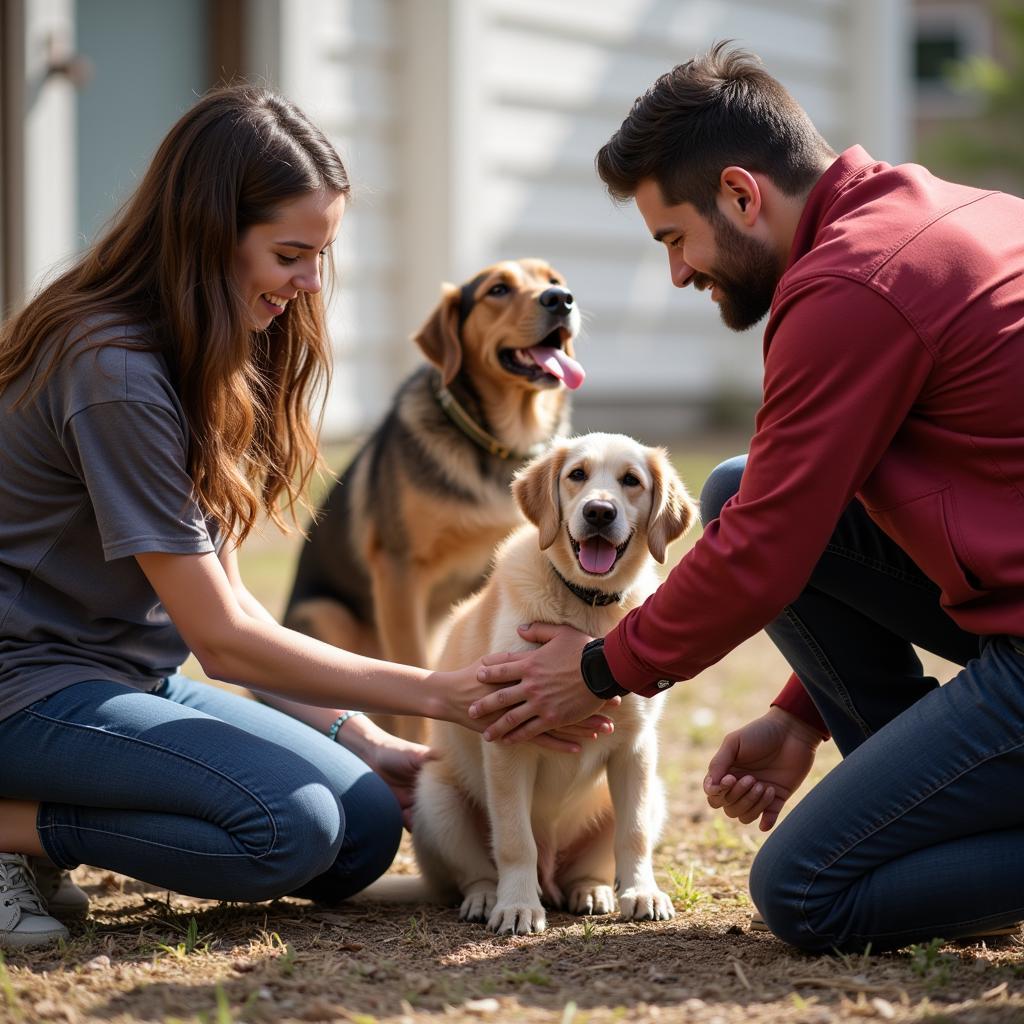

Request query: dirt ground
[{"left": 3, "top": 439, "right": 1023, "bottom": 1023}]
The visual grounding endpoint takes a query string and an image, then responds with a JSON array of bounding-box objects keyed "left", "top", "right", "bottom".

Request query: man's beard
[{"left": 693, "top": 214, "right": 781, "bottom": 331}]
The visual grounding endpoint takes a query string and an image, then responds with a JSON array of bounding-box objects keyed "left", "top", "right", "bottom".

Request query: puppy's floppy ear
[
  {"left": 512, "top": 443, "right": 568, "bottom": 551},
  {"left": 645, "top": 447, "right": 696, "bottom": 563},
  {"left": 412, "top": 282, "right": 462, "bottom": 385}
]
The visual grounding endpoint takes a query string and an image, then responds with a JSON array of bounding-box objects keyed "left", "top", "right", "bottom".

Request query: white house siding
[
  {"left": 251, "top": 0, "right": 406, "bottom": 438},
  {"left": 260, "top": 0, "right": 909, "bottom": 441},
  {"left": 19, "top": 0, "right": 78, "bottom": 301}
]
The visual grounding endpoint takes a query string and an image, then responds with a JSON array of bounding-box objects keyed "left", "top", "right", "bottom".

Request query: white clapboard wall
[{"left": 261, "top": 0, "right": 908, "bottom": 441}]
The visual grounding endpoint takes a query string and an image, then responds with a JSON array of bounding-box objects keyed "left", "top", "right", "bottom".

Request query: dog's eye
[
  {"left": 549, "top": 277, "right": 560, "bottom": 285},
  {"left": 567, "top": 467, "right": 587, "bottom": 482},
  {"left": 488, "top": 283, "right": 510, "bottom": 297},
  {"left": 621, "top": 472, "right": 641, "bottom": 487}
]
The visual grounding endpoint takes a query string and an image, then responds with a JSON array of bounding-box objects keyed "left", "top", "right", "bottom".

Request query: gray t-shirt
[{"left": 0, "top": 324, "right": 215, "bottom": 721}]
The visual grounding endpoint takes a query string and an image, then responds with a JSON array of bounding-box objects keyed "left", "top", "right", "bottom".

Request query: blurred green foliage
[{"left": 923, "top": 2, "right": 1024, "bottom": 189}]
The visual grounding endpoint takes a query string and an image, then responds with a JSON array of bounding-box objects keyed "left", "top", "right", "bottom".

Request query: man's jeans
[
  {"left": 701, "top": 455, "right": 1024, "bottom": 952},
  {"left": 0, "top": 674, "right": 402, "bottom": 904}
]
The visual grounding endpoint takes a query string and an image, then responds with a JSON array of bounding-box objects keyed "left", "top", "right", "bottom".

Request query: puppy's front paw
[
  {"left": 567, "top": 882, "right": 615, "bottom": 916},
  {"left": 459, "top": 885, "right": 497, "bottom": 923},
  {"left": 619, "top": 886, "right": 675, "bottom": 922},
  {"left": 487, "top": 901, "right": 546, "bottom": 934}
]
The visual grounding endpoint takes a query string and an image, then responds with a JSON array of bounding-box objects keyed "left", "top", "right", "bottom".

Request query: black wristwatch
[{"left": 580, "top": 638, "right": 629, "bottom": 699}]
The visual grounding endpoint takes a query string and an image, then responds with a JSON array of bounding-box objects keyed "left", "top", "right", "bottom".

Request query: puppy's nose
[
  {"left": 539, "top": 287, "right": 574, "bottom": 316},
  {"left": 583, "top": 500, "right": 617, "bottom": 527}
]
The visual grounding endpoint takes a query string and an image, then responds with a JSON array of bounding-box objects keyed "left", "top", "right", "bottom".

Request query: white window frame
[{"left": 914, "top": 3, "right": 994, "bottom": 118}]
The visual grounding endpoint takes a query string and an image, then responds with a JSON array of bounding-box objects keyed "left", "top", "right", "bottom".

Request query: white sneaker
[
  {"left": 26, "top": 857, "right": 89, "bottom": 920},
  {"left": 0, "top": 854, "right": 69, "bottom": 950}
]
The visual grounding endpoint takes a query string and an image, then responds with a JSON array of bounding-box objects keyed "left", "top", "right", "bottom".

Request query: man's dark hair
[{"left": 596, "top": 42, "right": 835, "bottom": 213}]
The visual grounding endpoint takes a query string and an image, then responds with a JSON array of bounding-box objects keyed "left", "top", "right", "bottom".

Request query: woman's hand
[
  {"left": 467, "top": 622, "right": 618, "bottom": 745},
  {"left": 363, "top": 733, "right": 437, "bottom": 831},
  {"left": 530, "top": 718, "right": 617, "bottom": 753},
  {"left": 336, "top": 715, "right": 437, "bottom": 831},
  {"left": 704, "top": 706, "right": 823, "bottom": 831}
]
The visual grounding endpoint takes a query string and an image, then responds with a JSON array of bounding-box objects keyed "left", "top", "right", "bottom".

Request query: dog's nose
[
  {"left": 539, "top": 287, "right": 574, "bottom": 316},
  {"left": 583, "top": 500, "right": 617, "bottom": 527}
]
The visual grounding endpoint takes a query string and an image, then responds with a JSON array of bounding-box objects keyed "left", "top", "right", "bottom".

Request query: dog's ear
[
  {"left": 512, "top": 444, "right": 568, "bottom": 550},
  {"left": 645, "top": 447, "right": 696, "bottom": 563},
  {"left": 412, "top": 282, "right": 462, "bottom": 385}
]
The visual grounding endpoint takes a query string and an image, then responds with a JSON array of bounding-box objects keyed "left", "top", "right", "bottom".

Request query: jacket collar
[{"left": 782, "top": 145, "right": 879, "bottom": 278}]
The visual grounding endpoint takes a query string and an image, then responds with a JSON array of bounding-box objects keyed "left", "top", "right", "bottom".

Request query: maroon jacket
[{"left": 604, "top": 146, "right": 1024, "bottom": 732}]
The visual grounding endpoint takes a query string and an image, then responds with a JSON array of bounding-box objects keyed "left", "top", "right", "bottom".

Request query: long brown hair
[
  {"left": 0, "top": 85, "right": 350, "bottom": 542},
  {"left": 596, "top": 42, "right": 834, "bottom": 212}
]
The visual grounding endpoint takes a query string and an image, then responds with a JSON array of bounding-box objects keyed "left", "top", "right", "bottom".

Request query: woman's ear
[
  {"left": 412, "top": 283, "right": 462, "bottom": 385},
  {"left": 512, "top": 444, "right": 568, "bottom": 550},
  {"left": 645, "top": 447, "right": 696, "bottom": 563}
]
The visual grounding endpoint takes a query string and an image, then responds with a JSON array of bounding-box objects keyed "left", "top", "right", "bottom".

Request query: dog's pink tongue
[
  {"left": 528, "top": 346, "right": 585, "bottom": 390},
  {"left": 579, "top": 536, "right": 617, "bottom": 574}
]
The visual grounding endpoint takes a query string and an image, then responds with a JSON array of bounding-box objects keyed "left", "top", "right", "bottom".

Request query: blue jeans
[
  {"left": 701, "top": 456, "right": 1024, "bottom": 952},
  {"left": 0, "top": 674, "right": 402, "bottom": 904}
]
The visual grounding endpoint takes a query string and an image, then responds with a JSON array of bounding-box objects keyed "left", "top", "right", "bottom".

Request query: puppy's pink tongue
[
  {"left": 578, "top": 536, "right": 617, "bottom": 574},
  {"left": 528, "top": 346, "right": 585, "bottom": 390}
]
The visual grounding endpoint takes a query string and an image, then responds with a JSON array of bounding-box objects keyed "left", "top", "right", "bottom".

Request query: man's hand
[
  {"left": 469, "top": 622, "right": 619, "bottom": 745},
  {"left": 704, "top": 706, "right": 823, "bottom": 831},
  {"left": 426, "top": 639, "right": 616, "bottom": 753}
]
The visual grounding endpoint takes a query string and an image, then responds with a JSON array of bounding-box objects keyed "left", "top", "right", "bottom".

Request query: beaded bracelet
[{"left": 327, "top": 710, "right": 365, "bottom": 741}]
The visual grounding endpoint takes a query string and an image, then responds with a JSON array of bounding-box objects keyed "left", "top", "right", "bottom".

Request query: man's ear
[
  {"left": 645, "top": 447, "right": 696, "bottom": 563},
  {"left": 512, "top": 444, "right": 568, "bottom": 550},
  {"left": 412, "top": 283, "right": 462, "bottom": 385},
  {"left": 719, "top": 166, "right": 762, "bottom": 226}
]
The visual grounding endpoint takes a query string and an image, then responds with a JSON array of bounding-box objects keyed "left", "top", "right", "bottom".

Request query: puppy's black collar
[{"left": 550, "top": 563, "right": 622, "bottom": 607}]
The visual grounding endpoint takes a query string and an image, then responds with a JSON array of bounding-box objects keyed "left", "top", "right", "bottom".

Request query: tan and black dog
[{"left": 285, "top": 259, "right": 585, "bottom": 743}]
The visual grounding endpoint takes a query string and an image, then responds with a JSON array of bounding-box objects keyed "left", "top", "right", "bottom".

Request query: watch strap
[{"left": 580, "top": 638, "right": 629, "bottom": 699}]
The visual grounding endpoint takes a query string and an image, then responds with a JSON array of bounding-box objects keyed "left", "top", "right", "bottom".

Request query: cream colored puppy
[{"left": 412, "top": 433, "right": 695, "bottom": 934}]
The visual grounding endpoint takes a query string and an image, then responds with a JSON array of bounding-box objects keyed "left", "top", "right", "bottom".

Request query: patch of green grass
[
  {"left": 907, "top": 937, "right": 954, "bottom": 986},
  {"left": 833, "top": 942, "right": 874, "bottom": 974},
  {"left": 156, "top": 915, "right": 212, "bottom": 960},
  {"left": 666, "top": 863, "right": 705, "bottom": 910},
  {"left": 401, "top": 910, "right": 445, "bottom": 956},
  {"left": 404, "top": 911, "right": 428, "bottom": 944},
  {"left": 575, "top": 916, "right": 608, "bottom": 948},
  {"left": 268, "top": 930, "right": 297, "bottom": 976},
  {"left": 709, "top": 815, "right": 744, "bottom": 851},
  {"left": 503, "top": 961, "right": 553, "bottom": 987}
]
